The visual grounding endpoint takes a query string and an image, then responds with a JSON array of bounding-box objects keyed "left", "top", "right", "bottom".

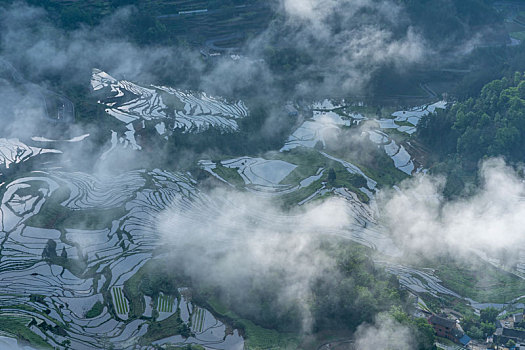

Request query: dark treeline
[{"left": 418, "top": 72, "right": 525, "bottom": 195}]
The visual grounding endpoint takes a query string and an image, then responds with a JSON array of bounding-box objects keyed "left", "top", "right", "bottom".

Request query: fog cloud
[
  {"left": 265, "top": 0, "right": 426, "bottom": 95},
  {"left": 0, "top": 0, "right": 429, "bottom": 106},
  {"left": 158, "top": 189, "right": 353, "bottom": 331},
  {"left": 0, "top": 3, "right": 198, "bottom": 85},
  {"left": 354, "top": 313, "right": 415, "bottom": 349},
  {"left": 381, "top": 158, "right": 525, "bottom": 261}
]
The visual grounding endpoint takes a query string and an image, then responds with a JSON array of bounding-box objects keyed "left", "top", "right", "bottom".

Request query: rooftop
[
  {"left": 429, "top": 315, "right": 456, "bottom": 329},
  {"left": 502, "top": 327, "right": 525, "bottom": 340}
]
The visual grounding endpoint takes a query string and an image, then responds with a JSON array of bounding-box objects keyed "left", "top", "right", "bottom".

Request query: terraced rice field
[
  {"left": 112, "top": 286, "right": 129, "bottom": 316},
  {"left": 0, "top": 84, "right": 478, "bottom": 349},
  {"left": 0, "top": 168, "right": 222, "bottom": 349},
  {"left": 366, "top": 101, "right": 446, "bottom": 174},
  {"left": 91, "top": 69, "right": 249, "bottom": 153},
  {"left": 280, "top": 109, "right": 352, "bottom": 152},
  {"left": 387, "top": 100, "right": 447, "bottom": 135},
  {"left": 380, "top": 262, "right": 462, "bottom": 299},
  {"left": 157, "top": 293, "right": 174, "bottom": 313},
  {"left": 199, "top": 156, "right": 303, "bottom": 194},
  {"left": 0, "top": 138, "right": 61, "bottom": 176},
  {"left": 156, "top": 1, "right": 272, "bottom": 45},
  {"left": 191, "top": 307, "right": 205, "bottom": 333},
  {"left": 280, "top": 99, "right": 447, "bottom": 175},
  {"left": 152, "top": 291, "right": 244, "bottom": 349}
]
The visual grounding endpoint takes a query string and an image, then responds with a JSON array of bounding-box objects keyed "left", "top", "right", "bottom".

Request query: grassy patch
[
  {"left": 139, "top": 313, "right": 189, "bottom": 345},
  {"left": 273, "top": 148, "right": 366, "bottom": 189},
  {"left": 339, "top": 105, "right": 397, "bottom": 119},
  {"left": 0, "top": 315, "right": 52, "bottom": 349},
  {"left": 280, "top": 164, "right": 320, "bottom": 185},
  {"left": 278, "top": 179, "right": 323, "bottom": 208},
  {"left": 85, "top": 301, "right": 104, "bottom": 318},
  {"left": 425, "top": 256, "right": 525, "bottom": 303},
  {"left": 436, "top": 336, "right": 459, "bottom": 348},
  {"left": 331, "top": 167, "right": 369, "bottom": 201},
  {"left": 242, "top": 319, "right": 299, "bottom": 350},
  {"left": 326, "top": 148, "right": 408, "bottom": 188},
  {"left": 123, "top": 268, "right": 145, "bottom": 318},
  {"left": 510, "top": 31, "right": 525, "bottom": 41},
  {"left": 211, "top": 163, "right": 245, "bottom": 187},
  {"left": 165, "top": 345, "right": 205, "bottom": 350},
  {"left": 273, "top": 148, "right": 372, "bottom": 205},
  {"left": 394, "top": 120, "right": 416, "bottom": 127}
]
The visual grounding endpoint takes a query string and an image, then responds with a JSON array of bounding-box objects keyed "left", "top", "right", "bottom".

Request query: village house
[
  {"left": 494, "top": 327, "right": 525, "bottom": 347},
  {"left": 428, "top": 314, "right": 471, "bottom": 347}
]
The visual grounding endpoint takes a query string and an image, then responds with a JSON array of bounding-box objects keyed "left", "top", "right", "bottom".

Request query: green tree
[
  {"left": 42, "top": 239, "right": 57, "bottom": 259},
  {"left": 418, "top": 72, "right": 525, "bottom": 195},
  {"left": 481, "top": 322, "right": 495, "bottom": 337},
  {"left": 480, "top": 307, "right": 498, "bottom": 324},
  {"left": 467, "top": 325, "right": 483, "bottom": 340},
  {"left": 518, "top": 81, "right": 525, "bottom": 99}
]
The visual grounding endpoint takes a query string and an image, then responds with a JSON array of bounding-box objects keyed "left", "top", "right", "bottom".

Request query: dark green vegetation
[
  {"left": 276, "top": 149, "right": 371, "bottom": 204},
  {"left": 140, "top": 314, "right": 192, "bottom": 345},
  {"left": 309, "top": 243, "right": 404, "bottom": 332},
  {"left": 165, "top": 345, "right": 205, "bottom": 350},
  {"left": 121, "top": 263, "right": 194, "bottom": 344},
  {"left": 199, "top": 302, "right": 299, "bottom": 350},
  {"left": 324, "top": 137, "right": 409, "bottom": 189},
  {"left": 210, "top": 162, "right": 246, "bottom": 187},
  {"left": 123, "top": 259, "right": 182, "bottom": 317},
  {"left": 418, "top": 72, "right": 525, "bottom": 195},
  {"left": 86, "top": 301, "right": 104, "bottom": 318},
  {"left": 189, "top": 242, "right": 418, "bottom": 348},
  {"left": 390, "top": 307, "right": 437, "bottom": 350},
  {"left": 0, "top": 315, "right": 52, "bottom": 349},
  {"left": 460, "top": 307, "right": 498, "bottom": 340}
]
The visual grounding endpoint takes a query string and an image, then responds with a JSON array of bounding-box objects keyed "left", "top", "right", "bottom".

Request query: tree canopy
[{"left": 418, "top": 72, "right": 525, "bottom": 193}]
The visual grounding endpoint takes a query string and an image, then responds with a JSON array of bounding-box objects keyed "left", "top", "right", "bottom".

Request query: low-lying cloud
[
  {"left": 354, "top": 313, "right": 415, "bottom": 349},
  {"left": 263, "top": 0, "right": 427, "bottom": 95},
  {"left": 381, "top": 158, "right": 525, "bottom": 261},
  {"left": 0, "top": 0, "right": 429, "bottom": 100},
  {"left": 158, "top": 189, "right": 353, "bottom": 331}
]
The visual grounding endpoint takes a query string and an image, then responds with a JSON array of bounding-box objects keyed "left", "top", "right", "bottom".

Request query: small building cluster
[
  {"left": 428, "top": 314, "right": 471, "bottom": 347},
  {"left": 491, "top": 311, "right": 525, "bottom": 349}
]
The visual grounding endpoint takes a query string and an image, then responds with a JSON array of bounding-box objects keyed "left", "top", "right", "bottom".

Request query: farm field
[{"left": 0, "top": 89, "right": 518, "bottom": 349}]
